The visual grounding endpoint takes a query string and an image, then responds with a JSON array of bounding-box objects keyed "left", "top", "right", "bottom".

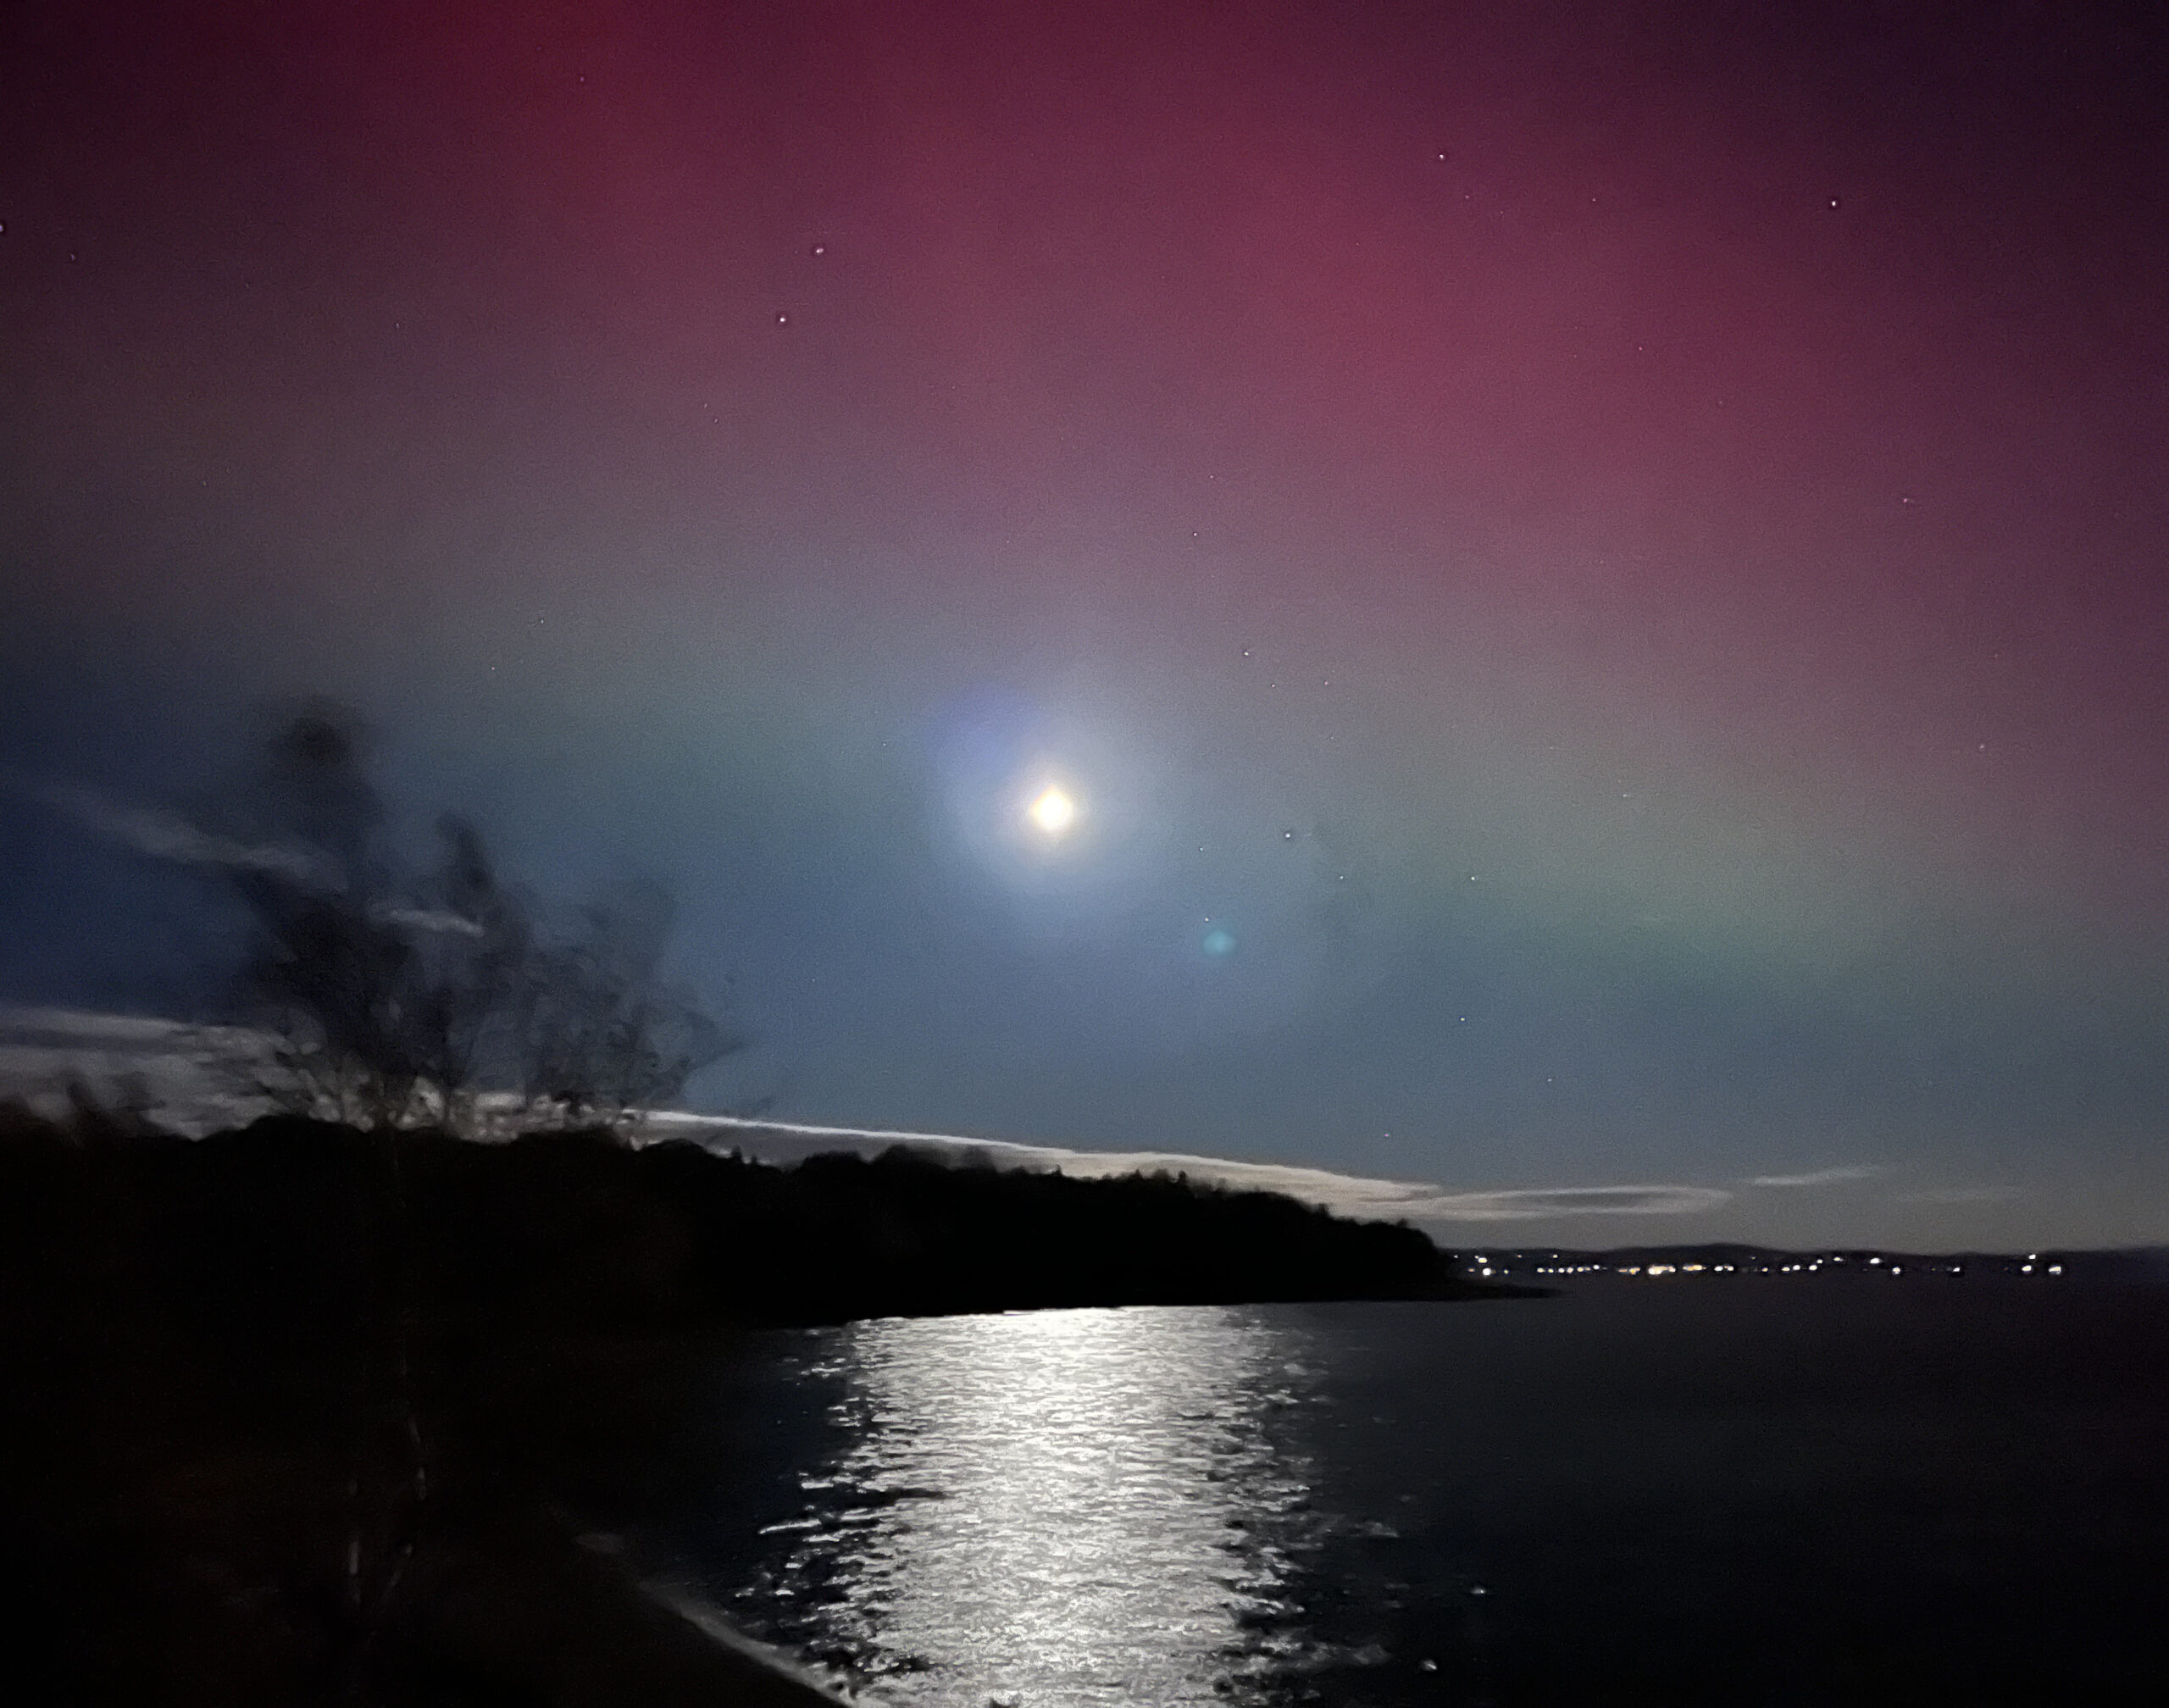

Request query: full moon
[{"left": 1028, "top": 785, "right": 1078, "bottom": 835}]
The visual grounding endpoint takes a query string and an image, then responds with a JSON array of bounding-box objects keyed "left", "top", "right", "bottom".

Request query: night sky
[{"left": 5, "top": 1, "right": 2167, "bottom": 1249}]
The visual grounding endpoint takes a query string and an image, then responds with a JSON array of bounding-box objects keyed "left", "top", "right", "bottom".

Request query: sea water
[{"left": 657, "top": 1279, "right": 2169, "bottom": 1705}]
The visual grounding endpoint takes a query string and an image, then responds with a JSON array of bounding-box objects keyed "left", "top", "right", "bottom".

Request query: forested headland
[
  {"left": 2, "top": 1108, "right": 1492, "bottom": 1333},
  {"left": 0, "top": 1106, "right": 1507, "bottom": 1704}
]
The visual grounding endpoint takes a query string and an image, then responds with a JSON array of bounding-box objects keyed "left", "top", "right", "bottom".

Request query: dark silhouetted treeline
[
  {"left": 1, "top": 1108, "right": 1488, "bottom": 1339},
  {"left": 0, "top": 1104, "right": 1501, "bottom": 1705}
]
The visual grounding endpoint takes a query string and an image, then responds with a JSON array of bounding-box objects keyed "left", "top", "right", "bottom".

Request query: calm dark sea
[{"left": 649, "top": 1279, "right": 2169, "bottom": 1706}]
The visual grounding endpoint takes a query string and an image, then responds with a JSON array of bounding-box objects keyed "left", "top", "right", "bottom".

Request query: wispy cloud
[
  {"left": 0, "top": 1006, "right": 275, "bottom": 1134},
  {"left": 0, "top": 1023, "right": 1462, "bottom": 1215},
  {"left": 647, "top": 1112, "right": 1461, "bottom": 1220},
  {"left": 1391, "top": 1184, "right": 1734, "bottom": 1221},
  {"left": 2, "top": 1008, "right": 1731, "bottom": 1228},
  {"left": 0, "top": 1006, "right": 244, "bottom": 1047},
  {"left": 25, "top": 780, "right": 322, "bottom": 880},
  {"left": 24, "top": 783, "right": 487, "bottom": 936},
  {"left": 1746, "top": 1165, "right": 1883, "bottom": 1188},
  {"left": 655, "top": 1115, "right": 1734, "bottom": 1224}
]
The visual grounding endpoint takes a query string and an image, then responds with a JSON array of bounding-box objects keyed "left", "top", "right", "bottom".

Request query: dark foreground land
[{"left": 0, "top": 1108, "right": 1496, "bottom": 1704}]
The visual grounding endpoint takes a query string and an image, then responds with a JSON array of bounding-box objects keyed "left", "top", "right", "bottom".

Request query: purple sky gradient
[{"left": 4, "top": 1, "right": 2167, "bottom": 1245}]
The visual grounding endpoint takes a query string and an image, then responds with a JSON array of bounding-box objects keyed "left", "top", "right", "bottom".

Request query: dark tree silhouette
[
  {"left": 225, "top": 705, "right": 733, "bottom": 1132},
  {"left": 229, "top": 705, "right": 430, "bottom": 1125},
  {"left": 512, "top": 879, "right": 735, "bottom": 1127}
]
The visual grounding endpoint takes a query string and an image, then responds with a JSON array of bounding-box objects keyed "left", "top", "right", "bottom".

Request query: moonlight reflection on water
[
  {"left": 743, "top": 1307, "right": 1326, "bottom": 1705},
  {"left": 701, "top": 1289, "right": 2169, "bottom": 1704}
]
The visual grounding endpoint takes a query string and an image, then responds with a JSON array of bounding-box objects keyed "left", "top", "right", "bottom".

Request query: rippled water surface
[
  {"left": 663, "top": 1284, "right": 2169, "bottom": 1706},
  {"left": 724, "top": 1308, "right": 1324, "bottom": 1705}
]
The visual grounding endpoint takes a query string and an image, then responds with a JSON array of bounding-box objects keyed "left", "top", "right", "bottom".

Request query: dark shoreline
[
  {"left": 3, "top": 1109, "right": 1511, "bottom": 1326},
  {"left": 0, "top": 1107, "right": 1518, "bottom": 1703}
]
